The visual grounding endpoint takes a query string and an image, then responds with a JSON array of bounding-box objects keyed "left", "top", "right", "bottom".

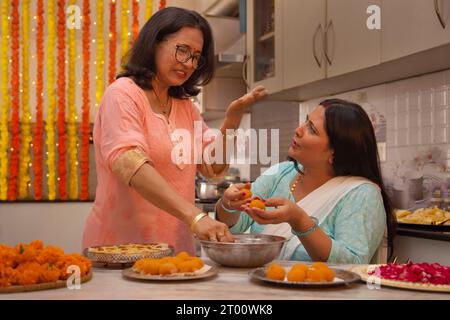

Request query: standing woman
[{"left": 82, "top": 7, "right": 267, "bottom": 254}]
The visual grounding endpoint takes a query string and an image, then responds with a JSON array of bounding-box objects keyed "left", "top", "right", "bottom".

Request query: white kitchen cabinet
[
  {"left": 282, "top": 0, "right": 327, "bottom": 90},
  {"left": 281, "top": 0, "right": 381, "bottom": 90},
  {"left": 382, "top": 0, "right": 450, "bottom": 62},
  {"left": 246, "top": 0, "right": 283, "bottom": 93},
  {"left": 325, "top": 0, "right": 381, "bottom": 77}
]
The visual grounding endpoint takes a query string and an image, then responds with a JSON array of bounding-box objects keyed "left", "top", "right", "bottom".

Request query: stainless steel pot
[{"left": 196, "top": 181, "right": 220, "bottom": 200}]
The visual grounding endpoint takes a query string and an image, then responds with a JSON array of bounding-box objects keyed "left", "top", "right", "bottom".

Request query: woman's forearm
[
  {"left": 290, "top": 214, "right": 332, "bottom": 262},
  {"left": 215, "top": 198, "right": 241, "bottom": 227},
  {"left": 130, "top": 163, "right": 201, "bottom": 225}
]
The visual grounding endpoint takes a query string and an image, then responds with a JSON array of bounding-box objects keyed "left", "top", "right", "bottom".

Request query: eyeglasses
[{"left": 164, "top": 39, "right": 205, "bottom": 70}]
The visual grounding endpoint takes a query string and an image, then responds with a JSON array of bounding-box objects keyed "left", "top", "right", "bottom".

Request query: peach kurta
[{"left": 82, "top": 77, "right": 214, "bottom": 255}]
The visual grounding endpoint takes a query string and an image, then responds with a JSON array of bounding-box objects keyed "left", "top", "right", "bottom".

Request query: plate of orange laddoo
[
  {"left": 0, "top": 240, "right": 92, "bottom": 293},
  {"left": 122, "top": 251, "right": 218, "bottom": 281},
  {"left": 249, "top": 261, "right": 360, "bottom": 288}
]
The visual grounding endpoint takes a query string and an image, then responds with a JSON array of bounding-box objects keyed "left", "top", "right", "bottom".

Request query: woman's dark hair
[
  {"left": 117, "top": 7, "right": 215, "bottom": 99},
  {"left": 290, "top": 98, "right": 396, "bottom": 260}
]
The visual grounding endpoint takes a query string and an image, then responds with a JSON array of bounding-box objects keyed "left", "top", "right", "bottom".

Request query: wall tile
[
  {"left": 409, "top": 111, "right": 419, "bottom": 128},
  {"left": 420, "top": 109, "right": 432, "bottom": 126},
  {"left": 421, "top": 126, "right": 432, "bottom": 145},
  {"left": 434, "top": 87, "right": 447, "bottom": 107},
  {"left": 420, "top": 89, "right": 433, "bottom": 109},
  {"left": 397, "top": 112, "right": 408, "bottom": 129},
  {"left": 434, "top": 106, "right": 447, "bottom": 125},
  {"left": 434, "top": 125, "right": 447, "bottom": 144},
  {"left": 408, "top": 91, "right": 419, "bottom": 111},
  {"left": 408, "top": 129, "right": 419, "bottom": 146},
  {"left": 397, "top": 93, "right": 408, "bottom": 113},
  {"left": 397, "top": 129, "right": 408, "bottom": 146}
]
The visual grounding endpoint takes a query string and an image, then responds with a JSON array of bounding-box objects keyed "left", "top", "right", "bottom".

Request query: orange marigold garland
[
  {"left": 8, "top": 0, "right": 20, "bottom": 201},
  {"left": 80, "top": 0, "right": 91, "bottom": 200},
  {"left": 18, "top": 0, "right": 32, "bottom": 199},
  {"left": 159, "top": 0, "right": 166, "bottom": 10},
  {"left": 57, "top": 0, "right": 67, "bottom": 200},
  {"left": 33, "top": 0, "right": 45, "bottom": 200},
  {"left": 109, "top": 0, "right": 117, "bottom": 84},
  {"left": 132, "top": 0, "right": 139, "bottom": 43}
]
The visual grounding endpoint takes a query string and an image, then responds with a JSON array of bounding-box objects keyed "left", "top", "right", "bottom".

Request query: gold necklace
[
  {"left": 152, "top": 88, "right": 171, "bottom": 115},
  {"left": 290, "top": 175, "right": 301, "bottom": 194}
]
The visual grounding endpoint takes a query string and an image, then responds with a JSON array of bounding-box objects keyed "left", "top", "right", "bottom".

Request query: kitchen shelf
[
  {"left": 259, "top": 31, "right": 274, "bottom": 42},
  {"left": 397, "top": 226, "right": 450, "bottom": 242}
]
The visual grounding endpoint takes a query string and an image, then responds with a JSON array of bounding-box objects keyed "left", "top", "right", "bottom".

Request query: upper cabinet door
[
  {"left": 246, "top": 0, "right": 283, "bottom": 93},
  {"left": 382, "top": 0, "right": 450, "bottom": 62},
  {"left": 326, "top": 0, "right": 382, "bottom": 78},
  {"left": 282, "top": 0, "right": 327, "bottom": 90}
]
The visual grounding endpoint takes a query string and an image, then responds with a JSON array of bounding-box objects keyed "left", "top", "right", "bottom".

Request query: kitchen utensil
[{"left": 199, "top": 233, "right": 287, "bottom": 268}]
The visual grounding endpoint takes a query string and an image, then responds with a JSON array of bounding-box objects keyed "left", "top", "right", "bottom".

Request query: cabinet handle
[
  {"left": 434, "top": 0, "right": 446, "bottom": 29},
  {"left": 242, "top": 55, "right": 250, "bottom": 90},
  {"left": 324, "top": 20, "right": 333, "bottom": 66},
  {"left": 312, "top": 23, "right": 323, "bottom": 68}
]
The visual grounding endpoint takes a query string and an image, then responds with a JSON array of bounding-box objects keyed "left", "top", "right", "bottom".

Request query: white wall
[{"left": 0, "top": 203, "right": 91, "bottom": 254}]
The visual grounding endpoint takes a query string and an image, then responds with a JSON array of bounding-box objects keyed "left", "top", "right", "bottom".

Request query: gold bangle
[{"left": 190, "top": 213, "right": 208, "bottom": 232}]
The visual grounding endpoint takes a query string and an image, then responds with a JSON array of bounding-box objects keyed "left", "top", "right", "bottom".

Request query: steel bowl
[{"left": 199, "top": 233, "right": 288, "bottom": 268}]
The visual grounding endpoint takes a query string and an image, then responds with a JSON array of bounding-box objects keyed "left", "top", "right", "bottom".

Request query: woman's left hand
[
  {"left": 241, "top": 197, "right": 303, "bottom": 226},
  {"left": 225, "top": 86, "right": 268, "bottom": 120}
]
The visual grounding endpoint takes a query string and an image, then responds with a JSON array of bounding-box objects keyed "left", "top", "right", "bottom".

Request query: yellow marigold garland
[
  {"left": 45, "top": 0, "right": 57, "bottom": 200},
  {"left": 121, "top": 0, "right": 129, "bottom": 59},
  {"left": 95, "top": 0, "right": 105, "bottom": 107},
  {"left": 145, "top": 0, "right": 152, "bottom": 20},
  {"left": 18, "top": 0, "right": 32, "bottom": 199},
  {"left": 67, "top": 0, "right": 78, "bottom": 199},
  {"left": 0, "top": 0, "right": 10, "bottom": 200}
]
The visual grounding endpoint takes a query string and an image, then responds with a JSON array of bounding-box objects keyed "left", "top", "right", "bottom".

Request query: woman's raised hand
[{"left": 225, "top": 86, "right": 268, "bottom": 120}]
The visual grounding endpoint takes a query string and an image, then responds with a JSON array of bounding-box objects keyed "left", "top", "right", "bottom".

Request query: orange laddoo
[
  {"left": 190, "top": 257, "right": 204, "bottom": 270},
  {"left": 241, "top": 188, "right": 252, "bottom": 199},
  {"left": 176, "top": 251, "right": 190, "bottom": 261},
  {"left": 291, "top": 263, "right": 309, "bottom": 273},
  {"left": 178, "top": 260, "right": 196, "bottom": 273},
  {"left": 305, "top": 267, "right": 328, "bottom": 282},
  {"left": 133, "top": 253, "right": 205, "bottom": 276},
  {"left": 249, "top": 198, "right": 266, "bottom": 210},
  {"left": 159, "top": 262, "right": 178, "bottom": 275},
  {"left": 287, "top": 267, "right": 307, "bottom": 282},
  {"left": 266, "top": 264, "right": 285, "bottom": 281}
]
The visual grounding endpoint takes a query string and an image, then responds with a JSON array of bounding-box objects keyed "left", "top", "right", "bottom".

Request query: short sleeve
[
  {"left": 97, "top": 88, "right": 150, "bottom": 170},
  {"left": 327, "top": 184, "right": 386, "bottom": 264}
]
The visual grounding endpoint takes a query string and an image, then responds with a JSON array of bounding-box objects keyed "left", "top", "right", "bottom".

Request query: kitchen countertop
[{"left": 2, "top": 261, "right": 449, "bottom": 300}]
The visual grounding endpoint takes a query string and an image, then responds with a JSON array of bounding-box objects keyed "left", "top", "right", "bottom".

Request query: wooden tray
[{"left": 0, "top": 270, "right": 93, "bottom": 294}]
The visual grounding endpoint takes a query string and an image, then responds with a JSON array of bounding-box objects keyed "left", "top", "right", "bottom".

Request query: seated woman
[{"left": 215, "top": 99, "right": 395, "bottom": 264}]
